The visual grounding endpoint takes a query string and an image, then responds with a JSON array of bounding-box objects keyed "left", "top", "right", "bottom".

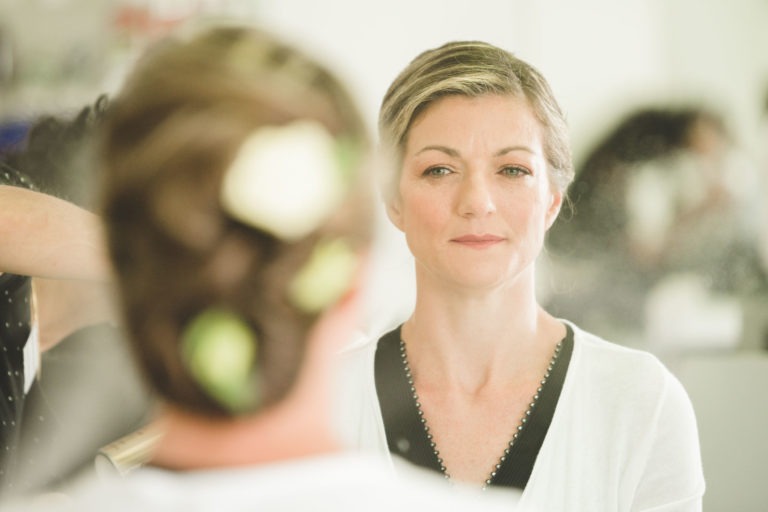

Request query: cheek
[
  {"left": 506, "top": 194, "right": 552, "bottom": 233},
  {"left": 400, "top": 189, "right": 447, "bottom": 229}
]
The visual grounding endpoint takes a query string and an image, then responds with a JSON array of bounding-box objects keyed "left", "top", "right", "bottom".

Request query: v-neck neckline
[{"left": 374, "top": 323, "right": 574, "bottom": 490}]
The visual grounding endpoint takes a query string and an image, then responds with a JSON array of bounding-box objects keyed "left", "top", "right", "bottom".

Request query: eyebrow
[
  {"left": 415, "top": 145, "right": 538, "bottom": 157},
  {"left": 415, "top": 145, "right": 460, "bottom": 157}
]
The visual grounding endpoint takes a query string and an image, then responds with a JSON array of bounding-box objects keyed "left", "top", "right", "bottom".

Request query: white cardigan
[{"left": 334, "top": 322, "right": 705, "bottom": 512}]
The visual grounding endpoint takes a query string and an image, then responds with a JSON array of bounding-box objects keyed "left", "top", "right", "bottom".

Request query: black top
[
  {"left": 375, "top": 323, "right": 574, "bottom": 490},
  {"left": 0, "top": 163, "right": 37, "bottom": 491}
]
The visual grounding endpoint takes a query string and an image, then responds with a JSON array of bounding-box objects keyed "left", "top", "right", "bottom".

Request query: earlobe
[
  {"left": 545, "top": 190, "right": 563, "bottom": 230},
  {"left": 385, "top": 198, "right": 405, "bottom": 232}
]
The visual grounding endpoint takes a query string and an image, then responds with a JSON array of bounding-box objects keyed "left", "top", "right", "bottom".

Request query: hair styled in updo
[{"left": 98, "top": 25, "right": 373, "bottom": 417}]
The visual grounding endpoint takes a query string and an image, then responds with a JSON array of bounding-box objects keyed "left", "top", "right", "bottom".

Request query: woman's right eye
[{"left": 422, "top": 166, "right": 452, "bottom": 177}]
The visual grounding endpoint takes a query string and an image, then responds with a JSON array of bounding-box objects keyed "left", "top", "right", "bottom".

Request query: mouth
[{"left": 451, "top": 234, "right": 506, "bottom": 248}]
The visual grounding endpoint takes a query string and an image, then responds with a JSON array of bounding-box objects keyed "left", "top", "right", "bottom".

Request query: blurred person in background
[
  {"left": 6, "top": 23, "right": 518, "bottom": 511},
  {"left": 0, "top": 165, "right": 116, "bottom": 496},
  {"left": 338, "top": 41, "right": 704, "bottom": 510},
  {"left": 0, "top": 97, "right": 152, "bottom": 497},
  {"left": 0, "top": 165, "right": 46, "bottom": 493},
  {"left": 545, "top": 105, "right": 766, "bottom": 353}
]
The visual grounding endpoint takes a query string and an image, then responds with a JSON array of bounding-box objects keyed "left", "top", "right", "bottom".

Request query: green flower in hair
[
  {"left": 289, "top": 238, "right": 359, "bottom": 314},
  {"left": 181, "top": 308, "right": 259, "bottom": 413},
  {"left": 221, "top": 120, "right": 353, "bottom": 241}
]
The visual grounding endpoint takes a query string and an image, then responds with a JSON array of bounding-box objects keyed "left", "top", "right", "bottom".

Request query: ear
[
  {"left": 544, "top": 188, "right": 564, "bottom": 230},
  {"left": 385, "top": 195, "right": 405, "bottom": 233}
]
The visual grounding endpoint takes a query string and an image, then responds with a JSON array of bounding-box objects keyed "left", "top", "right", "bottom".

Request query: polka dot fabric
[{"left": 0, "top": 163, "right": 36, "bottom": 493}]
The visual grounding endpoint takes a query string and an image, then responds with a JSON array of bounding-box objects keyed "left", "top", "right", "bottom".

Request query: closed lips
[{"left": 451, "top": 234, "right": 505, "bottom": 245}]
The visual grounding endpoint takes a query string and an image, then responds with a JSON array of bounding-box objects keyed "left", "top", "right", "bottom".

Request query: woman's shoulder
[
  {"left": 339, "top": 328, "right": 383, "bottom": 361},
  {"left": 565, "top": 321, "right": 676, "bottom": 396},
  {"left": 339, "top": 323, "right": 401, "bottom": 360},
  {"left": 333, "top": 326, "right": 394, "bottom": 454},
  {"left": 569, "top": 322, "right": 665, "bottom": 368},
  {"left": 565, "top": 321, "right": 697, "bottom": 429},
  {"left": 336, "top": 325, "right": 399, "bottom": 393}
]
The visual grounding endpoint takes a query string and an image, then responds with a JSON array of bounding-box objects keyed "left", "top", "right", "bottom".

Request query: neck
[
  {"left": 151, "top": 391, "right": 342, "bottom": 471},
  {"left": 402, "top": 267, "right": 563, "bottom": 392},
  {"left": 150, "top": 291, "right": 362, "bottom": 471}
]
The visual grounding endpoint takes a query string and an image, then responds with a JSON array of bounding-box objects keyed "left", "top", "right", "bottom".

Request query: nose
[{"left": 457, "top": 173, "right": 496, "bottom": 217}]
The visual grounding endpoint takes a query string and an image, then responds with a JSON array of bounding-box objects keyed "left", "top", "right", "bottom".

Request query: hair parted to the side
[
  {"left": 378, "top": 40, "right": 573, "bottom": 199},
  {"left": 98, "top": 24, "right": 373, "bottom": 417}
]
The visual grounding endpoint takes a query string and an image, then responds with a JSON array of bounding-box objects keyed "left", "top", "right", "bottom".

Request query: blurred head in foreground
[{"left": 98, "top": 23, "right": 373, "bottom": 438}]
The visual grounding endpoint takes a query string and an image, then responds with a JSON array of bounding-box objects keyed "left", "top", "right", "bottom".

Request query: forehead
[{"left": 405, "top": 94, "right": 543, "bottom": 154}]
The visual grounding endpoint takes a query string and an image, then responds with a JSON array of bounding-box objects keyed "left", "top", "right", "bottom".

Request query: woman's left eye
[
  {"left": 422, "top": 166, "right": 453, "bottom": 177},
  {"left": 499, "top": 165, "right": 530, "bottom": 176}
]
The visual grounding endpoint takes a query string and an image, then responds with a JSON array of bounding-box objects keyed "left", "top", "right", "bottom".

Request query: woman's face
[{"left": 388, "top": 94, "right": 562, "bottom": 290}]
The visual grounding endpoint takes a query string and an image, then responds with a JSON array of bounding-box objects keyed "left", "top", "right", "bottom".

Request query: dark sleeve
[{"left": 0, "top": 161, "right": 35, "bottom": 493}]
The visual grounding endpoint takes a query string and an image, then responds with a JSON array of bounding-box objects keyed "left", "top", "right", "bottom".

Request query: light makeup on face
[{"left": 408, "top": 144, "right": 544, "bottom": 185}]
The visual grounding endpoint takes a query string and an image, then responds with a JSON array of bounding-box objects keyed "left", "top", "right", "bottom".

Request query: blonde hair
[{"left": 379, "top": 41, "right": 573, "bottom": 198}]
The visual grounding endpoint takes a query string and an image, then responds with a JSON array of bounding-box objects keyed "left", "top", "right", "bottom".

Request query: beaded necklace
[{"left": 398, "top": 337, "right": 564, "bottom": 489}]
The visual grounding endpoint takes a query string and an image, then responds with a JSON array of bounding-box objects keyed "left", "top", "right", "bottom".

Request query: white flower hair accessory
[{"left": 221, "top": 120, "right": 351, "bottom": 241}]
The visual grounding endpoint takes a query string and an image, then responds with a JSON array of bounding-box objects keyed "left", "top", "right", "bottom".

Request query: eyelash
[
  {"left": 421, "top": 165, "right": 531, "bottom": 178},
  {"left": 422, "top": 166, "right": 453, "bottom": 177},
  {"left": 499, "top": 165, "right": 531, "bottom": 177}
]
